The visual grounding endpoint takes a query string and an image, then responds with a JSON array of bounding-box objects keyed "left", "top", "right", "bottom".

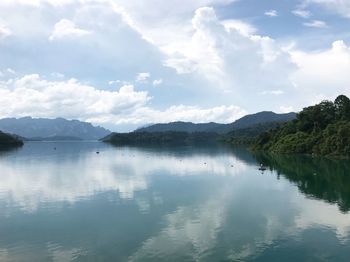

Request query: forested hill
[
  {"left": 101, "top": 131, "right": 219, "bottom": 146},
  {"left": 0, "top": 131, "right": 23, "bottom": 148},
  {"left": 252, "top": 95, "right": 350, "bottom": 157},
  {"left": 136, "top": 111, "right": 296, "bottom": 134}
]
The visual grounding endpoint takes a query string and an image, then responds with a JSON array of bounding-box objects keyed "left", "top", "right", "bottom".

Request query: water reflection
[
  {"left": 0, "top": 142, "right": 349, "bottom": 261},
  {"left": 254, "top": 152, "right": 350, "bottom": 213},
  {"left": 0, "top": 142, "right": 247, "bottom": 213}
]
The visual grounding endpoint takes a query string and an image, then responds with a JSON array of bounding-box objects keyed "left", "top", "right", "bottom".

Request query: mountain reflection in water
[{"left": 0, "top": 142, "right": 349, "bottom": 261}]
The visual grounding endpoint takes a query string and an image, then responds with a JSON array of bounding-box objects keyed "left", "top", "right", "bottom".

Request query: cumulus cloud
[
  {"left": 0, "top": 74, "right": 245, "bottom": 127},
  {"left": 49, "top": 19, "right": 91, "bottom": 41},
  {"left": 90, "top": 104, "right": 246, "bottom": 126},
  {"left": 0, "top": 74, "right": 150, "bottom": 120},
  {"left": 152, "top": 79, "right": 163, "bottom": 86},
  {"left": 136, "top": 72, "right": 151, "bottom": 83},
  {"left": 0, "top": 0, "right": 349, "bottom": 126},
  {"left": 0, "top": 25, "right": 12, "bottom": 39},
  {"left": 130, "top": 104, "right": 246, "bottom": 124},
  {"left": 303, "top": 20, "right": 328, "bottom": 28},
  {"left": 292, "top": 9, "right": 312, "bottom": 18},
  {"left": 221, "top": 19, "right": 257, "bottom": 36},
  {"left": 164, "top": 6, "right": 295, "bottom": 95},
  {"left": 290, "top": 40, "right": 350, "bottom": 102},
  {"left": 264, "top": 10, "right": 278, "bottom": 17}
]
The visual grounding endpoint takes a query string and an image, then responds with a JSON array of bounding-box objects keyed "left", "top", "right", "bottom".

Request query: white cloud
[
  {"left": 0, "top": 74, "right": 150, "bottom": 121},
  {"left": 264, "top": 10, "right": 278, "bottom": 17},
  {"left": 290, "top": 40, "right": 350, "bottom": 102},
  {"left": 108, "top": 80, "right": 131, "bottom": 86},
  {"left": 163, "top": 6, "right": 295, "bottom": 95},
  {"left": 136, "top": 72, "right": 151, "bottom": 83},
  {"left": 303, "top": 20, "right": 328, "bottom": 28},
  {"left": 152, "top": 79, "right": 163, "bottom": 86},
  {"left": 221, "top": 19, "right": 257, "bottom": 36},
  {"left": 0, "top": 74, "right": 245, "bottom": 127},
  {"left": 0, "top": 68, "right": 16, "bottom": 78},
  {"left": 135, "top": 105, "right": 246, "bottom": 124},
  {"left": 0, "top": 0, "right": 349, "bottom": 124},
  {"left": 0, "top": 0, "right": 78, "bottom": 7},
  {"left": 50, "top": 72, "right": 64, "bottom": 78},
  {"left": 0, "top": 25, "right": 12, "bottom": 39},
  {"left": 261, "top": 90, "right": 284, "bottom": 95},
  {"left": 292, "top": 9, "right": 312, "bottom": 18},
  {"left": 279, "top": 105, "right": 294, "bottom": 113},
  {"left": 49, "top": 19, "right": 91, "bottom": 41},
  {"left": 304, "top": 0, "right": 350, "bottom": 17},
  {"left": 91, "top": 104, "right": 246, "bottom": 126}
]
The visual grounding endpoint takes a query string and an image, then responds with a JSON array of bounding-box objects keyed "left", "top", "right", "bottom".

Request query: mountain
[
  {"left": 224, "top": 121, "right": 284, "bottom": 145},
  {"left": 229, "top": 111, "right": 296, "bottom": 130},
  {"left": 252, "top": 95, "right": 350, "bottom": 157},
  {"left": 136, "top": 111, "right": 297, "bottom": 134},
  {"left": 0, "top": 117, "right": 111, "bottom": 140},
  {"left": 136, "top": 122, "right": 226, "bottom": 133},
  {"left": 102, "top": 131, "right": 220, "bottom": 146},
  {"left": 0, "top": 131, "right": 23, "bottom": 148}
]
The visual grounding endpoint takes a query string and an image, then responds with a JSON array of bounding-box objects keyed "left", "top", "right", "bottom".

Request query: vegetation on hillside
[
  {"left": 252, "top": 95, "right": 350, "bottom": 157},
  {"left": 0, "top": 131, "right": 24, "bottom": 148},
  {"left": 223, "top": 122, "right": 283, "bottom": 145},
  {"left": 102, "top": 131, "right": 220, "bottom": 146}
]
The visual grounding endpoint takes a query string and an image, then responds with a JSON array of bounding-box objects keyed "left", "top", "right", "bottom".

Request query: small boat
[{"left": 96, "top": 151, "right": 100, "bottom": 154}]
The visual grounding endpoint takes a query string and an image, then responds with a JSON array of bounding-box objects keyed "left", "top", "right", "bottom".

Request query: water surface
[{"left": 0, "top": 142, "right": 349, "bottom": 261}]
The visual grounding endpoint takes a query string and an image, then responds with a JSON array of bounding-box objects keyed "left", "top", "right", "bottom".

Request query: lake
[{"left": 0, "top": 142, "right": 349, "bottom": 261}]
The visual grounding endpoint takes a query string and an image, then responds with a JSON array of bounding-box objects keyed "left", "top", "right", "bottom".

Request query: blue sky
[{"left": 0, "top": 0, "right": 349, "bottom": 131}]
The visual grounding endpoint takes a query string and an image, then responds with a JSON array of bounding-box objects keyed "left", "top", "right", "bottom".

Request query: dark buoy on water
[
  {"left": 96, "top": 151, "right": 100, "bottom": 154},
  {"left": 258, "top": 163, "right": 267, "bottom": 171}
]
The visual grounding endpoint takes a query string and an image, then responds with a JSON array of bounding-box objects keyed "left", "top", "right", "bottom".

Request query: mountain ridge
[
  {"left": 0, "top": 117, "right": 111, "bottom": 140},
  {"left": 135, "top": 111, "right": 297, "bottom": 134}
]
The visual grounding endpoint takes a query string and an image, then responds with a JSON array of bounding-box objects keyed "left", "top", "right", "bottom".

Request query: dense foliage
[
  {"left": 102, "top": 131, "right": 220, "bottom": 146},
  {"left": 252, "top": 95, "right": 350, "bottom": 156},
  {"left": 223, "top": 122, "right": 282, "bottom": 145},
  {"left": 0, "top": 131, "right": 24, "bottom": 148}
]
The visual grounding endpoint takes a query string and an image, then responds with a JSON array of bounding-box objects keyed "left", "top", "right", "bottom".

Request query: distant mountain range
[
  {"left": 0, "top": 117, "right": 111, "bottom": 140},
  {"left": 0, "top": 112, "right": 296, "bottom": 143},
  {"left": 136, "top": 111, "right": 297, "bottom": 134}
]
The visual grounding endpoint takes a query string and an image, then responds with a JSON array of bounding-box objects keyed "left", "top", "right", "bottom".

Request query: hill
[
  {"left": 252, "top": 95, "right": 350, "bottom": 157},
  {"left": 230, "top": 111, "right": 296, "bottom": 130},
  {"left": 223, "top": 121, "right": 283, "bottom": 145},
  {"left": 136, "top": 121, "right": 226, "bottom": 133},
  {"left": 0, "top": 131, "right": 24, "bottom": 148},
  {"left": 136, "top": 111, "right": 296, "bottom": 134},
  {"left": 101, "top": 131, "right": 219, "bottom": 146},
  {"left": 0, "top": 117, "right": 111, "bottom": 140}
]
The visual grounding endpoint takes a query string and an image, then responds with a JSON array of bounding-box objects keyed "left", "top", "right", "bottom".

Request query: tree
[{"left": 334, "top": 95, "right": 350, "bottom": 120}]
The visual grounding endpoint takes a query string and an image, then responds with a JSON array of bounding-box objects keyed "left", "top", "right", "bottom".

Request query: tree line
[{"left": 252, "top": 95, "right": 350, "bottom": 157}]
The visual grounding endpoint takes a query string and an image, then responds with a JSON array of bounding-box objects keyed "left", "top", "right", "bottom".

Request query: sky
[{"left": 0, "top": 0, "right": 350, "bottom": 131}]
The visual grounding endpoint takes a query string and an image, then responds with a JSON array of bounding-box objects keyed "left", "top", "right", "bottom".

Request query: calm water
[{"left": 0, "top": 142, "right": 349, "bottom": 261}]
